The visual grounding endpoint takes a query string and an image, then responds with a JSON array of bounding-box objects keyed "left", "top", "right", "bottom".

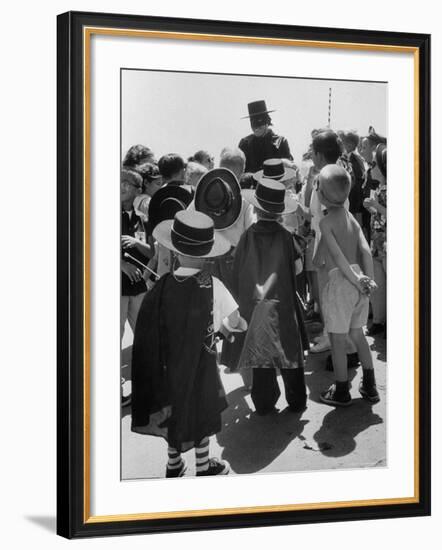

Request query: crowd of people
[{"left": 121, "top": 99, "right": 387, "bottom": 478}]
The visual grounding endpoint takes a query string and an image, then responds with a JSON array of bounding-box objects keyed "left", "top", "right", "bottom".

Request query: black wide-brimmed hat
[
  {"left": 194, "top": 168, "right": 242, "bottom": 230},
  {"left": 153, "top": 210, "right": 230, "bottom": 258},
  {"left": 375, "top": 143, "right": 387, "bottom": 177},
  {"left": 243, "top": 178, "right": 298, "bottom": 215},
  {"left": 241, "top": 100, "right": 276, "bottom": 119},
  {"left": 146, "top": 185, "right": 192, "bottom": 235},
  {"left": 254, "top": 158, "right": 297, "bottom": 185}
]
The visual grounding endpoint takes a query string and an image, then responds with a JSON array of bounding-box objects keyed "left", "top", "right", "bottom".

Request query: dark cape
[
  {"left": 221, "top": 221, "right": 309, "bottom": 370},
  {"left": 131, "top": 271, "right": 227, "bottom": 452},
  {"left": 238, "top": 129, "right": 293, "bottom": 173}
]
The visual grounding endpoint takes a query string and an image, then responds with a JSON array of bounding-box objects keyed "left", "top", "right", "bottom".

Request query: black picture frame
[{"left": 57, "top": 10, "right": 431, "bottom": 539}]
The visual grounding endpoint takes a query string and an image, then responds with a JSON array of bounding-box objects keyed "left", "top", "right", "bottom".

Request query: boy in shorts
[{"left": 313, "top": 165, "right": 380, "bottom": 406}]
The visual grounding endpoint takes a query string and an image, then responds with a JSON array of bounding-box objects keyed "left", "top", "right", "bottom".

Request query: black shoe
[
  {"left": 325, "top": 353, "right": 360, "bottom": 372},
  {"left": 166, "top": 459, "right": 187, "bottom": 478},
  {"left": 359, "top": 369, "right": 380, "bottom": 403},
  {"left": 197, "top": 458, "right": 230, "bottom": 476},
  {"left": 320, "top": 383, "right": 352, "bottom": 407},
  {"left": 366, "top": 323, "right": 385, "bottom": 336},
  {"left": 359, "top": 382, "right": 380, "bottom": 403}
]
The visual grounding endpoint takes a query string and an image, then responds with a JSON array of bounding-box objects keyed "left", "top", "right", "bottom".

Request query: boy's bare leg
[
  {"left": 320, "top": 333, "right": 352, "bottom": 406},
  {"left": 349, "top": 328, "right": 374, "bottom": 370},
  {"left": 349, "top": 327, "right": 380, "bottom": 403},
  {"left": 329, "top": 333, "right": 348, "bottom": 382}
]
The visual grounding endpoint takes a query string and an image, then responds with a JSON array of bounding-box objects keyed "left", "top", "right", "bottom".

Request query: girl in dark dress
[{"left": 131, "top": 210, "right": 246, "bottom": 477}]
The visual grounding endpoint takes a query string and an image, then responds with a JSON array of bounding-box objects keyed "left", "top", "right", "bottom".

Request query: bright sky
[{"left": 122, "top": 69, "right": 387, "bottom": 166}]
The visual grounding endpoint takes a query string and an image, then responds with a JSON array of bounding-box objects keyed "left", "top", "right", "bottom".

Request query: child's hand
[
  {"left": 122, "top": 261, "right": 142, "bottom": 284},
  {"left": 357, "top": 275, "right": 377, "bottom": 296},
  {"left": 121, "top": 235, "right": 138, "bottom": 249}
]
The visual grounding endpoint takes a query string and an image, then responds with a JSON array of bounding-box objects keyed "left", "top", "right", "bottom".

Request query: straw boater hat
[
  {"left": 153, "top": 210, "right": 231, "bottom": 258},
  {"left": 194, "top": 168, "right": 242, "bottom": 230},
  {"left": 146, "top": 185, "right": 192, "bottom": 235},
  {"left": 241, "top": 100, "right": 276, "bottom": 119},
  {"left": 242, "top": 159, "right": 298, "bottom": 215},
  {"left": 253, "top": 158, "right": 297, "bottom": 185}
]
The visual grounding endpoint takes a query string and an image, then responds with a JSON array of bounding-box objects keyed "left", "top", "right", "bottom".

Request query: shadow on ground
[
  {"left": 312, "top": 399, "right": 383, "bottom": 457},
  {"left": 303, "top": 350, "right": 384, "bottom": 458},
  {"left": 216, "top": 387, "right": 308, "bottom": 474},
  {"left": 304, "top": 351, "right": 359, "bottom": 404}
]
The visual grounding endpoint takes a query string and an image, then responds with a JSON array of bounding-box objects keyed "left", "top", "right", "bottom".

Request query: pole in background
[{"left": 327, "top": 87, "right": 332, "bottom": 128}]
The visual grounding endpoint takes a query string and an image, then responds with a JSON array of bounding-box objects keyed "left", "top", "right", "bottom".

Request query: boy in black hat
[
  {"left": 223, "top": 159, "right": 308, "bottom": 414},
  {"left": 238, "top": 100, "right": 294, "bottom": 173},
  {"left": 131, "top": 210, "right": 247, "bottom": 477}
]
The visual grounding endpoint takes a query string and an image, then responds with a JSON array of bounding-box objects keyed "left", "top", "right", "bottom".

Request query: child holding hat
[
  {"left": 131, "top": 210, "right": 246, "bottom": 477},
  {"left": 314, "top": 165, "right": 380, "bottom": 406}
]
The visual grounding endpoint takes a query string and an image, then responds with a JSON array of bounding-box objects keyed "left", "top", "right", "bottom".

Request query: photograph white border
[{"left": 89, "top": 31, "right": 415, "bottom": 517}]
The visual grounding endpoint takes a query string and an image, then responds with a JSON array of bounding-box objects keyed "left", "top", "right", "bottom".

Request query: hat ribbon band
[
  {"left": 262, "top": 173, "right": 284, "bottom": 180},
  {"left": 171, "top": 228, "right": 214, "bottom": 246},
  {"left": 255, "top": 196, "right": 285, "bottom": 206}
]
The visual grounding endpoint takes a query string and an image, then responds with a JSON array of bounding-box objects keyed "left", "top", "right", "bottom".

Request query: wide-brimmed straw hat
[
  {"left": 241, "top": 100, "right": 276, "bottom": 119},
  {"left": 254, "top": 158, "right": 297, "bottom": 185},
  {"left": 194, "top": 168, "right": 242, "bottom": 230},
  {"left": 146, "top": 185, "right": 192, "bottom": 235},
  {"left": 243, "top": 179, "right": 298, "bottom": 215},
  {"left": 153, "top": 210, "right": 231, "bottom": 258}
]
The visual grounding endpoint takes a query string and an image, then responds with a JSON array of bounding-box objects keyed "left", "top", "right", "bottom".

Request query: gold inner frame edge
[{"left": 82, "top": 26, "right": 421, "bottom": 524}]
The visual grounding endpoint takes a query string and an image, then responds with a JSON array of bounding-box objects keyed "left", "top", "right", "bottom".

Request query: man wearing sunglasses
[{"left": 238, "top": 100, "right": 294, "bottom": 173}]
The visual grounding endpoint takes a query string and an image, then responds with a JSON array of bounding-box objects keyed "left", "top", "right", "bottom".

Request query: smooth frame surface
[{"left": 57, "top": 10, "right": 431, "bottom": 538}]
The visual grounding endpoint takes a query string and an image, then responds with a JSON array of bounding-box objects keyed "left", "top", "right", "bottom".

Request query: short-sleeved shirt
[{"left": 173, "top": 267, "right": 238, "bottom": 332}]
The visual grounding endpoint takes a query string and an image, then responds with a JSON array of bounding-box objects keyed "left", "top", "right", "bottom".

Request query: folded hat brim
[
  {"left": 242, "top": 189, "right": 298, "bottom": 215},
  {"left": 254, "top": 166, "right": 297, "bottom": 184},
  {"left": 241, "top": 109, "right": 276, "bottom": 119},
  {"left": 153, "top": 219, "right": 231, "bottom": 259},
  {"left": 195, "top": 168, "right": 242, "bottom": 230}
]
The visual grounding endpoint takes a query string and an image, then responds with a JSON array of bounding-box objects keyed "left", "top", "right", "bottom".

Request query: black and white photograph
[{"left": 120, "top": 68, "right": 387, "bottom": 481}]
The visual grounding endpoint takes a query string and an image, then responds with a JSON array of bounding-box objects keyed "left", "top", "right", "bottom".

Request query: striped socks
[
  {"left": 195, "top": 437, "right": 210, "bottom": 474},
  {"left": 167, "top": 446, "right": 184, "bottom": 472}
]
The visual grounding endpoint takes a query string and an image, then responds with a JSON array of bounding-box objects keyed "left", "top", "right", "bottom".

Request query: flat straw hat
[
  {"left": 194, "top": 168, "right": 242, "bottom": 230},
  {"left": 153, "top": 210, "right": 231, "bottom": 259},
  {"left": 254, "top": 158, "right": 297, "bottom": 185},
  {"left": 243, "top": 179, "right": 298, "bottom": 215}
]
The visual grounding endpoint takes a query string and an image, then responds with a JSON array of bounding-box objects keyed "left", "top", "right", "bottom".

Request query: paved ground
[{"left": 121, "top": 323, "right": 386, "bottom": 480}]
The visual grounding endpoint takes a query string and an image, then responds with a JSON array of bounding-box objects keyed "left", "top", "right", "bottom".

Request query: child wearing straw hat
[
  {"left": 223, "top": 159, "right": 309, "bottom": 414},
  {"left": 131, "top": 210, "right": 246, "bottom": 477}
]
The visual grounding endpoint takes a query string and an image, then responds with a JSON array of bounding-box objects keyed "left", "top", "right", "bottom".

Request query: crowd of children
[{"left": 122, "top": 100, "right": 387, "bottom": 477}]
